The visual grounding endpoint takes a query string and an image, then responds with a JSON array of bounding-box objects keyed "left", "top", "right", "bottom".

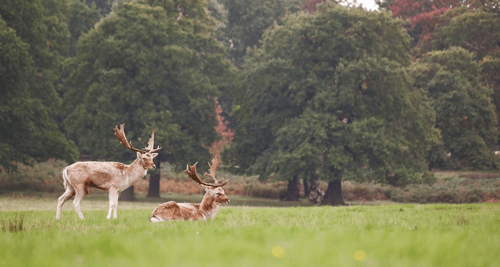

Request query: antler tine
[
  {"left": 114, "top": 124, "right": 146, "bottom": 153},
  {"left": 185, "top": 162, "right": 227, "bottom": 188},
  {"left": 204, "top": 156, "right": 220, "bottom": 183},
  {"left": 145, "top": 129, "right": 162, "bottom": 153}
]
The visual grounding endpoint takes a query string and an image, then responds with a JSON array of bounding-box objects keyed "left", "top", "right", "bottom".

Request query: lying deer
[
  {"left": 56, "top": 124, "right": 161, "bottom": 220},
  {"left": 150, "top": 157, "right": 229, "bottom": 222}
]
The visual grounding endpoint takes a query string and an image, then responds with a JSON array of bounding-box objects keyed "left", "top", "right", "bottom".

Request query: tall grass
[{"left": 0, "top": 213, "right": 24, "bottom": 232}]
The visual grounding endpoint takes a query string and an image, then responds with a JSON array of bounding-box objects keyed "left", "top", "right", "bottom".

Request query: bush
[
  {"left": 342, "top": 181, "right": 392, "bottom": 201},
  {"left": 0, "top": 159, "right": 67, "bottom": 194},
  {"left": 390, "top": 178, "right": 500, "bottom": 203},
  {"left": 133, "top": 165, "right": 289, "bottom": 199},
  {"left": 2, "top": 159, "right": 500, "bottom": 204},
  {"left": 242, "top": 182, "right": 287, "bottom": 199}
]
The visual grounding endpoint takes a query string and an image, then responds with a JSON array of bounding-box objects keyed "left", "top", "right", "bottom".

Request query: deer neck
[
  {"left": 124, "top": 158, "right": 149, "bottom": 184},
  {"left": 199, "top": 193, "right": 219, "bottom": 219}
]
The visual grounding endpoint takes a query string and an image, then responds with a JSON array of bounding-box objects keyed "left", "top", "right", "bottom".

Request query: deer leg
[
  {"left": 107, "top": 188, "right": 118, "bottom": 219},
  {"left": 73, "top": 185, "right": 86, "bottom": 219},
  {"left": 112, "top": 190, "right": 119, "bottom": 219},
  {"left": 56, "top": 186, "right": 75, "bottom": 219}
]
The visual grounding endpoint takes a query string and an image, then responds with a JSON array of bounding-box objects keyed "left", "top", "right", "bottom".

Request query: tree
[
  {"left": 142, "top": 0, "right": 237, "bottom": 197},
  {"left": 481, "top": 51, "right": 500, "bottom": 135},
  {"left": 383, "top": 0, "right": 465, "bottom": 48},
  {"left": 0, "top": 1, "right": 79, "bottom": 170},
  {"left": 1, "top": 0, "right": 73, "bottom": 127},
  {"left": 83, "top": 0, "right": 114, "bottom": 16},
  {"left": 67, "top": 0, "right": 101, "bottom": 57},
  {"left": 222, "top": 0, "right": 303, "bottom": 67},
  {"left": 64, "top": 1, "right": 230, "bottom": 199},
  {"left": 416, "top": 8, "right": 500, "bottom": 58},
  {"left": 228, "top": 3, "right": 438, "bottom": 205},
  {"left": 411, "top": 47, "right": 498, "bottom": 169}
]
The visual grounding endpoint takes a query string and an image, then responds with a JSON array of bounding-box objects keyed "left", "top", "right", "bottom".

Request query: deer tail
[{"left": 61, "top": 167, "right": 70, "bottom": 190}]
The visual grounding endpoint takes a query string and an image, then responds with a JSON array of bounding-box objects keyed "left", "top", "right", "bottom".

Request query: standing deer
[
  {"left": 56, "top": 124, "right": 161, "bottom": 220},
  {"left": 150, "top": 157, "right": 229, "bottom": 222}
]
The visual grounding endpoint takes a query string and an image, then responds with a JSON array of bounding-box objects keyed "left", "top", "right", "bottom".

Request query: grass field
[{"left": 1, "top": 195, "right": 499, "bottom": 267}]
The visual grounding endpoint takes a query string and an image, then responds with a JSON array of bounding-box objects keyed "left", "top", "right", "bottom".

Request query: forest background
[{"left": 1, "top": 0, "right": 500, "bottom": 206}]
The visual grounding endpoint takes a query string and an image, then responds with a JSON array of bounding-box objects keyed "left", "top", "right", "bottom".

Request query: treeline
[{"left": 1, "top": 0, "right": 499, "bottom": 205}]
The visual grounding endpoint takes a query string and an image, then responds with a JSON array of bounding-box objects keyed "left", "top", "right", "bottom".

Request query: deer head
[
  {"left": 114, "top": 124, "right": 161, "bottom": 169},
  {"left": 185, "top": 156, "right": 229, "bottom": 204}
]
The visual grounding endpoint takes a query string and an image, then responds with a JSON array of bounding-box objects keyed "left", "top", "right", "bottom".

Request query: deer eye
[{"left": 216, "top": 193, "right": 221, "bottom": 196}]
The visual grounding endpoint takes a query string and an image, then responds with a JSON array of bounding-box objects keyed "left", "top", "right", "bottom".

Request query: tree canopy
[
  {"left": 63, "top": 1, "right": 230, "bottom": 166},
  {"left": 227, "top": 3, "right": 439, "bottom": 204},
  {"left": 0, "top": 1, "right": 78, "bottom": 170},
  {"left": 221, "top": 0, "right": 302, "bottom": 67},
  {"left": 411, "top": 47, "right": 498, "bottom": 169}
]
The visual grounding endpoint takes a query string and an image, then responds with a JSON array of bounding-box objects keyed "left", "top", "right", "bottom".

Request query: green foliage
[
  {"left": 228, "top": 4, "right": 438, "bottom": 186},
  {"left": 0, "top": 0, "right": 72, "bottom": 113},
  {"left": 67, "top": 0, "right": 101, "bottom": 57},
  {"left": 222, "top": 0, "right": 303, "bottom": 67},
  {"left": 83, "top": 0, "right": 114, "bottom": 16},
  {"left": 207, "top": 0, "right": 228, "bottom": 38},
  {"left": 481, "top": 50, "right": 500, "bottom": 132},
  {"left": 409, "top": 6, "right": 500, "bottom": 151},
  {"left": 375, "top": 0, "right": 394, "bottom": 10},
  {"left": 0, "top": 6, "right": 78, "bottom": 170},
  {"left": 63, "top": 1, "right": 231, "bottom": 166},
  {"left": 425, "top": 8, "right": 500, "bottom": 59},
  {"left": 411, "top": 47, "right": 499, "bottom": 170},
  {"left": 1, "top": 203, "right": 500, "bottom": 266}
]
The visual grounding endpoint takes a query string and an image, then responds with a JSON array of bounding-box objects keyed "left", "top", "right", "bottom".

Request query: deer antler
[
  {"left": 205, "top": 156, "right": 222, "bottom": 184},
  {"left": 145, "top": 130, "right": 162, "bottom": 153},
  {"left": 114, "top": 124, "right": 162, "bottom": 154},
  {"left": 185, "top": 161, "right": 227, "bottom": 188},
  {"left": 114, "top": 124, "right": 147, "bottom": 153}
]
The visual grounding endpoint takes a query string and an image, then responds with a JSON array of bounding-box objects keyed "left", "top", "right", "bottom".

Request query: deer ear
[
  {"left": 151, "top": 153, "right": 158, "bottom": 158},
  {"left": 202, "top": 185, "right": 211, "bottom": 192},
  {"left": 137, "top": 152, "right": 142, "bottom": 158}
]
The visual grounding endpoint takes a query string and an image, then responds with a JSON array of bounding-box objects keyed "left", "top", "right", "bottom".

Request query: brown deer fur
[
  {"left": 150, "top": 186, "right": 229, "bottom": 221},
  {"left": 150, "top": 158, "right": 229, "bottom": 222}
]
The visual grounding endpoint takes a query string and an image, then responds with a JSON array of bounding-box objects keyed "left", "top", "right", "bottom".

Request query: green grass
[{"left": 1, "top": 196, "right": 499, "bottom": 267}]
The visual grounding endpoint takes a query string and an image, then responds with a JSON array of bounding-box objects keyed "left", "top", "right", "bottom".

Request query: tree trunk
[
  {"left": 280, "top": 174, "right": 300, "bottom": 201},
  {"left": 119, "top": 185, "right": 136, "bottom": 201},
  {"left": 303, "top": 178, "right": 310, "bottom": 198},
  {"left": 147, "top": 160, "right": 161, "bottom": 198},
  {"left": 321, "top": 179, "right": 345, "bottom": 206},
  {"left": 308, "top": 176, "right": 324, "bottom": 204}
]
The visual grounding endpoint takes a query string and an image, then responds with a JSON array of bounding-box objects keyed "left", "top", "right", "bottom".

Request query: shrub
[
  {"left": 242, "top": 182, "right": 287, "bottom": 199},
  {"left": 390, "top": 178, "right": 500, "bottom": 203},
  {"left": 0, "top": 159, "right": 67, "bottom": 194},
  {"left": 134, "top": 166, "right": 288, "bottom": 199},
  {"left": 342, "top": 181, "right": 392, "bottom": 201},
  {"left": 2, "top": 159, "right": 500, "bottom": 204}
]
